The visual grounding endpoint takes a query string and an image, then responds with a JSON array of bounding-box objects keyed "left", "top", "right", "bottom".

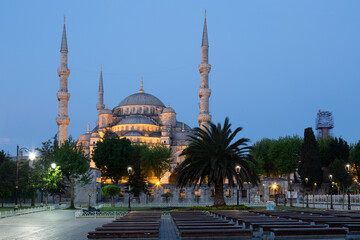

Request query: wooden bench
[
  {"left": 87, "top": 230, "right": 159, "bottom": 239},
  {"left": 268, "top": 227, "right": 347, "bottom": 240},
  {"left": 180, "top": 228, "right": 252, "bottom": 238}
]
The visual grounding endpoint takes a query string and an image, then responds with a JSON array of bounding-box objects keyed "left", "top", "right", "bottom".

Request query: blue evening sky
[{"left": 1, "top": 1, "right": 360, "bottom": 155}]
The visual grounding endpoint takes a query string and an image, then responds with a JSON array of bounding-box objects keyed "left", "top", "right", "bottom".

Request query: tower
[
  {"left": 56, "top": 18, "right": 70, "bottom": 145},
  {"left": 96, "top": 66, "right": 105, "bottom": 126},
  {"left": 316, "top": 110, "right": 334, "bottom": 139},
  {"left": 197, "top": 11, "right": 212, "bottom": 130}
]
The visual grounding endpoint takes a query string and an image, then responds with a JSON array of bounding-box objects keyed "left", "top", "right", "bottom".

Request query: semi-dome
[
  {"left": 118, "top": 92, "right": 165, "bottom": 107},
  {"left": 123, "top": 131, "right": 143, "bottom": 136},
  {"left": 118, "top": 116, "right": 157, "bottom": 125},
  {"left": 78, "top": 132, "right": 91, "bottom": 141},
  {"left": 163, "top": 106, "right": 175, "bottom": 113}
]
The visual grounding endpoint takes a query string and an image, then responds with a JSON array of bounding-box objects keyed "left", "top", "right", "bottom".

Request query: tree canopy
[
  {"left": 176, "top": 117, "right": 259, "bottom": 207},
  {"left": 298, "top": 128, "right": 323, "bottom": 187}
]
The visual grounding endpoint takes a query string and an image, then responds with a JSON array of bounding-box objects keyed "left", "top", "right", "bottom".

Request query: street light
[
  {"left": 127, "top": 166, "right": 132, "bottom": 212},
  {"left": 329, "top": 174, "right": 334, "bottom": 210},
  {"left": 305, "top": 177, "right": 309, "bottom": 208},
  {"left": 272, "top": 183, "right": 278, "bottom": 206},
  {"left": 345, "top": 164, "right": 351, "bottom": 210},
  {"left": 51, "top": 163, "right": 56, "bottom": 169},
  {"left": 15, "top": 146, "right": 36, "bottom": 211},
  {"left": 313, "top": 183, "right": 317, "bottom": 208},
  {"left": 235, "top": 165, "right": 241, "bottom": 210},
  {"left": 289, "top": 180, "right": 293, "bottom": 207}
]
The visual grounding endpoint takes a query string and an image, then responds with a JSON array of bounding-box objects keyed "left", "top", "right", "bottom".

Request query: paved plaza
[
  {"left": 0, "top": 210, "right": 111, "bottom": 240},
  {"left": 0, "top": 210, "right": 179, "bottom": 240}
]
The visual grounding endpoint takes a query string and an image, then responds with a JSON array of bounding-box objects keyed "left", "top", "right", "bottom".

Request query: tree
[
  {"left": 298, "top": 128, "right": 323, "bottom": 187},
  {"left": 92, "top": 137, "right": 134, "bottom": 183},
  {"left": 176, "top": 117, "right": 259, "bottom": 207},
  {"left": 329, "top": 138, "right": 350, "bottom": 165},
  {"left": 350, "top": 141, "right": 360, "bottom": 182},
  {"left": 42, "top": 166, "right": 62, "bottom": 206},
  {"left": 161, "top": 191, "right": 173, "bottom": 202},
  {"left": 141, "top": 145, "right": 172, "bottom": 181},
  {"left": 0, "top": 151, "right": 15, "bottom": 207},
  {"left": 252, "top": 138, "right": 275, "bottom": 177},
  {"left": 269, "top": 136, "right": 302, "bottom": 180},
  {"left": 54, "top": 137, "right": 91, "bottom": 209},
  {"left": 328, "top": 158, "right": 352, "bottom": 194},
  {"left": 318, "top": 137, "right": 333, "bottom": 167},
  {"left": 101, "top": 185, "right": 120, "bottom": 207}
]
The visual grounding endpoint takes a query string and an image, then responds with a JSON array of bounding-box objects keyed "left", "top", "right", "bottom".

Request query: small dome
[
  {"left": 99, "top": 108, "right": 112, "bottom": 115},
  {"left": 118, "top": 116, "right": 157, "bottom": 125},
  {"left": 91, "top": 132, "right": 100, "bottom": 138},
  {"left": 174, "top": 132, "right": 191, "bottom": 141},
  {"left": 118, "top": 92, "right": 165, "bottom": 107},
  {"left": 176, "top": 121, "right": 192, "bottom": 130},
  {"left": 123, "top": 131, "right": 143, "bottom": 136},
  {"left": 163, "top": 106, "right": 175, "bottom": 113},
  {"left": 78, "top": 133, "right": 91, "bottom": 142}
]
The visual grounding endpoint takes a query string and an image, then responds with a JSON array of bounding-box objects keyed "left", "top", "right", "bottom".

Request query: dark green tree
[
  {"left": 92, "top": 137, "right": 134, "bottom": 183},
  {"left": 252, "top": 138, "right": 275, "bottom": 177},
  {"left": 101, "top": 185, "right": 120, "bottom": 207},
  {"left": 0, "top": 151, "right": 15, "bottom": 207},
  {"left": 270, "top": 135, "right": 302, "bottom": 179},
  {"left": 176, "top": 117, "right": 259, "bottom": 207},
  {"left": 141, "top": 145, "right": 172, "bottom": 181},
  {"left": 328, "top": 158, "right": 352, "bottom": 194},
  {"left": 329, "top": 137, "right": 350, "bottom": 165},
  {"left": 318, "top": 137, "right": 333, "bottom": 167},
  {"left": 350, "top": 141, "right": 360, "bottom": 182},
  {"left": 54, "top": 137, "right": 91, "bottom": 209},
  {"left": 298, "top": 128, "right": 323, "bottom": 187}
]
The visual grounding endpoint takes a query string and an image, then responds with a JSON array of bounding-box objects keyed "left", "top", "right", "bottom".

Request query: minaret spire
[
  {"left": 96, "top": 65, "right": 105, "bottom": 126},
  {"left": 57, "top": 19, "right": 71, "bottom": 145},
  {"left": 198, "top": 11, "right": 212, "bottom": 130}
]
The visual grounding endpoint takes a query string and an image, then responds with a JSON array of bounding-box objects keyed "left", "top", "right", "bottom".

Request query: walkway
[
  {"left": 0, "top": 210, "right": 109, "bottom": 240},
  {"left": 159, "top": 217, "right": 178, "bottom": 240}
]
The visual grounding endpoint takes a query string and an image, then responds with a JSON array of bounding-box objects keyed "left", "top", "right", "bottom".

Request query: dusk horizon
[{"left": 1, "top": 1, "right": 360, "bottom": 155}]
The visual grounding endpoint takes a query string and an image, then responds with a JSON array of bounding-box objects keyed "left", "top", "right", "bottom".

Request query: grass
[{"left": 0, "top": 206, "right": 35, "bottom": 212}]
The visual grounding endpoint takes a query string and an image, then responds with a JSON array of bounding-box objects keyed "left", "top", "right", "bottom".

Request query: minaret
[
  {"left": 96, "top": 65, "right": 105, "bottom": 126},
  {"left": 56, "top": 17, "right": 71, "bottom": 145},
  {"left": 198, "top": 11, "right": 212, "bottom": 130}
]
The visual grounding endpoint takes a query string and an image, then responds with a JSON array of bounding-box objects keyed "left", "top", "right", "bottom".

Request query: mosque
[{"left": 55, "top": 14, "right": 215, "bottom": 203}]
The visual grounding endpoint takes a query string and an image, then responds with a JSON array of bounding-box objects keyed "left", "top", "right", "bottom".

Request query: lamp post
[
  {"left": 272, "top": 183, "right": 278, "bottom": 206},
  {"left": 15, "top": 146, "right": 36, "bottom": 211},
  {"left": 235, "top": 165, "right": 241, "bottom": 210},
  {"left": 127, "top": 166, "right": 132, "bottom": 212},
  {"left": 345, "top": 164, "right": 351, "bottom": 210},
  {"left": 329, "top": 174, "right": 334, "bottom": 210},
  {"left": 313, "top": 183, "right": 317, "bottom": 208},
  {"left": 289, "top": 180, "right": 293, "bottom": 207},
  {"left": 305, "top": 177, "right": 309, "bottom": 208}
]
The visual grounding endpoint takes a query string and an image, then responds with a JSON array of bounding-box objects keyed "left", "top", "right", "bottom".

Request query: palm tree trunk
[{"left": 214, "top": 182, "right": 226, "bottom": 207}]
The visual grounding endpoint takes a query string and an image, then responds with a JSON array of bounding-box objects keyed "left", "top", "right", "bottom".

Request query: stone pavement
[
  {"left": 159, "top": 217, "right": 178, "bottom": 240},
  {"left": 0, "top": 210, "right": 180, "bottom": 240},
  {"left": 0, "top": 210, "right": 110, "bottom": 240}
]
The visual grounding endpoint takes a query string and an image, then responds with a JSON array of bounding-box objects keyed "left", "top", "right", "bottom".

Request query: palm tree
[{"left": 176, "top": 117, "right": 259, "bottom": 207}]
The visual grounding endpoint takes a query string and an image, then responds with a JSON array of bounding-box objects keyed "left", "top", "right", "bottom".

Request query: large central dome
[{"left": 118, "top": 92, "right": 165, "bottom": 107}]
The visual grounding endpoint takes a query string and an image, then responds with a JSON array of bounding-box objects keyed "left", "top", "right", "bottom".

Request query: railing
[
  {"left": 0, "top": 206, "right": 55, "bottom": 218},
  {"left": 96, "top": 202, "right": 266, "bottom": 208}
]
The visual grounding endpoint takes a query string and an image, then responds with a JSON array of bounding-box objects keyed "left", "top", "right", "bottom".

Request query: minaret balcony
[
  {"left": 57, "top": 91, "right": 70, "bottom": 101},
  {"left": 197, "top": 113, "right": 212, "bottom": 123},
  {"left": 198, "top": 63, "right": 211, "bottom": 73},
  {"left": 57, "top": 68, "right": 70, "bottom": 77},
  {"left": 56, "top": 116, "right": 70, "bottom": 126},
  {"left": 198, "top": 88, "right": 211, "bottom": 98}
]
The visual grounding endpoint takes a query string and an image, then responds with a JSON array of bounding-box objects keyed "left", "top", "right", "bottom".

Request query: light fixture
[
  {"left": 127, "top": 166, "right": 132, "bottom": 175},
  {"left": 51, "top": 163, "right": 56, "bottom": 169},
  {"left": 235, "top": 165, "right": 241, "bottom": 174}
]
